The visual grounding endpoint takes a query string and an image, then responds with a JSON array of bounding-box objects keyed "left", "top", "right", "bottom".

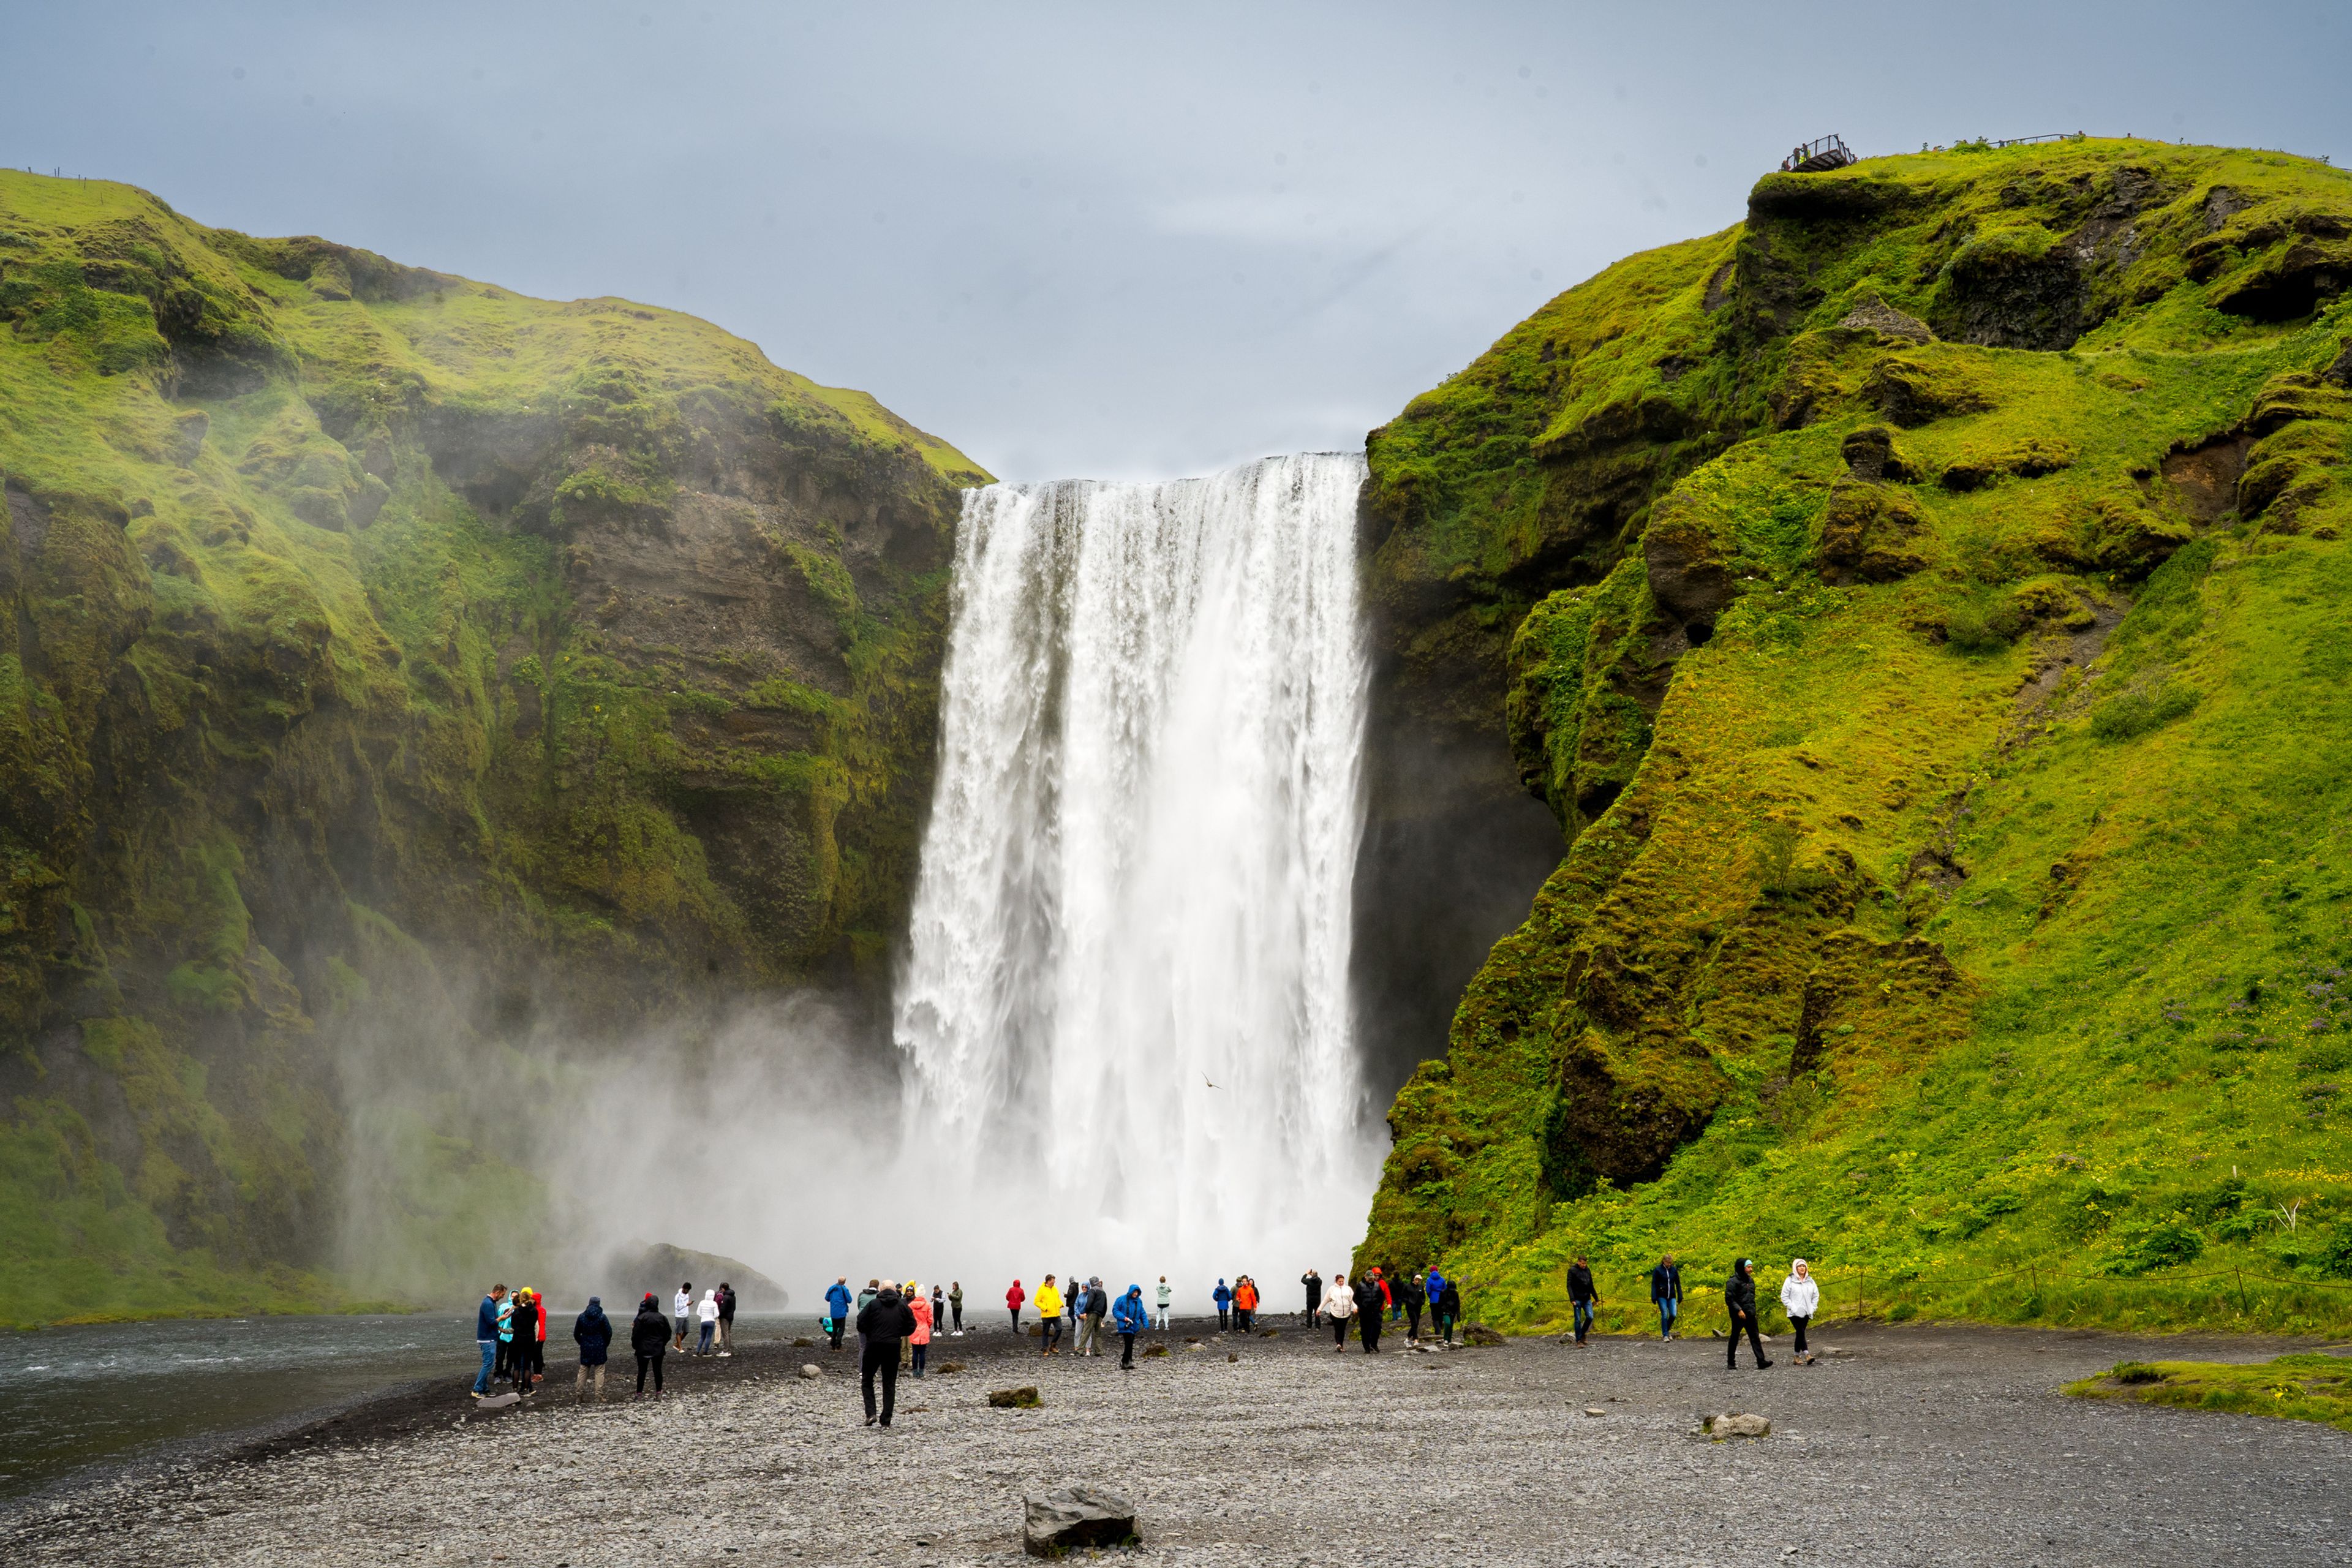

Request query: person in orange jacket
[{"left": 1234, "top": 1276, "right": 1259, "bottom": 1333}]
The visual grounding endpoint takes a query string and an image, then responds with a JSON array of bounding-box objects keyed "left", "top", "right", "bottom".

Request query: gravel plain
[{"left": 5, "top": 1319, "right": 2347, "bottom": 1566}]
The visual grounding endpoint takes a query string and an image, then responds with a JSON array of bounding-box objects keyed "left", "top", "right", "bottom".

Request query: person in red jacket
[{"left": 1006, "top": 1278, "right": 1027, "bottom": 1333}]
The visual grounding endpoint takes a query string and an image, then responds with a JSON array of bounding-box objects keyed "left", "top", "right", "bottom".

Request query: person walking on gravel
[
  {"left": 1780, "top": 1258, "right": 1820, "bottom": 1365},
  {"left": 825, "top": 1277, "right": 853, "bottom": 1350},
  {"left": 1006, "top": 1278, "right": 1027, "bottom": 1334},
  {"left": 1324, "top": 1272, "right": 1355, "bottom": 1352},
  {"left": 673, "top": 1281, "right": 694, "bottom": 1353},
  {"left": 572, "top": 1295, "right": 612, "bottom": 1401},
  {"left": 1114, "top": 1283, "right": 1147, "bottom": 1368},
  {"left": 1035, "top": 1275, "right": 1065, "bottom": 1355},
  {"left": 1359, "top": 1273, "right": 1384, "bottom": 1354},
  {"left": 717, "top": 1282, "right": 737, "bottom": 1355},
  {"left": 1725, "top": 1259, "right": 1771, "bottom": 1370},
  {"left": 1300, "top": 1268, "right": 1322, "bottom": 1325},
  {"left": 856, "top": 1283, "right": 917, "bottom": 1427},
  {"left": 1567, "top": 1256, "right": 1599, "bottom": 1347},
  {"left": 1234, "top": 1275, "right": 1259, "bottom": 1333},
  {"left": 1086, "top": 1277, "right": 1110, "bottom": 1355},
  {"left": 1400, "top": 1270, "right": 1425, "bottom": 1344},
  {"left": 1649, "top": 1254, "right": 1683, "bottom": 1341},
  {"left": 909, "top": 1284, "right": 934, "bottom": 1378},
  {"left": 472, "top": 1283, "right": 506, "bottom": 1399},
  {"left": 949, "top": 1280, "right": 965, "bottom": 1333},
  {"left": 1213, "top": 1278, "right": 1232, "bottom": 1332},
  {"left": 1436, "top": 1276, "right": 1462, "bottom": 1344},
  {"left": 630, "top": 1292, "right": 670, "bottom": 1400},
  {"left": 1156, "top": 1276, "right": 1173, "bottom": 1329}
]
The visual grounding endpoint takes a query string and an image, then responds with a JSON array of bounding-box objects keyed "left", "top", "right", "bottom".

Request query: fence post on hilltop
[{"left": 2235, "top": 1265, "right": 2248, "bottom": 1319}]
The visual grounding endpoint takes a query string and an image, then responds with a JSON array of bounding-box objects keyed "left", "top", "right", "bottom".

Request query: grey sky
[{"left": 10, "top": 2, "right": 2346, "bottom": 480}]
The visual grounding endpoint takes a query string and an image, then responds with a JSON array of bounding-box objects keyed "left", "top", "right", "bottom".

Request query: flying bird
[{"left": 1203, "top": 1074, "right": 1218, "bottom": 1089}]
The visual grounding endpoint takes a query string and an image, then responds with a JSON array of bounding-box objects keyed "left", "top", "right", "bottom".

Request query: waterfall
[{"left": 894, "top": 453, "right": 1376, "bottom": 1287}]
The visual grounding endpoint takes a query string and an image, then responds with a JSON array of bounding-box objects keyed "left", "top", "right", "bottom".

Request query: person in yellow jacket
[{"left": 1035, "top": 1273, "right": 1065, "bottom": 1356}]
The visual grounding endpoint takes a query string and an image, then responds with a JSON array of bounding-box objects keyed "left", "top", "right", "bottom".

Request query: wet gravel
[{"left": 4, "top": 1319, "right": 2346, "bottom": 1565}]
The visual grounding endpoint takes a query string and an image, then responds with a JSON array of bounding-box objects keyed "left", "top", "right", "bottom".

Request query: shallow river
[{"left": 1, "top": 1311, "right": 472, "bottom": 1502}]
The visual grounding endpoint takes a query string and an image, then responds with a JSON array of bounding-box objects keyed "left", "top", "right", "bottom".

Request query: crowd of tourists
[
  {"left": 1567, "top": 1252, "right": 1824, "bottom": 1369},
  {"left": 470, "top": 1278, "right": 742, "bottom": 1401},
  {"left": 467, "top": 1249, "right": 1827, "bottom": 1421}
]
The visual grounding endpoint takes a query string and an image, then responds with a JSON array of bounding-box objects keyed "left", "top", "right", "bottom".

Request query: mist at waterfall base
[{"left": 534, "top": 456, "right": 1382, "bottom": 1314}]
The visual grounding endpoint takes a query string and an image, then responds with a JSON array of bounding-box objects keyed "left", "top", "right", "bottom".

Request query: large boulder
[{"left": 1023, "top": 1486, "right": 1139, "bottom": 1556}]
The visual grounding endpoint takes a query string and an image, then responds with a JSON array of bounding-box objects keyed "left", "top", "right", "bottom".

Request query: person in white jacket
[
  {"left": 1154, "top": 1276, "right": 1172, "bottom": 1330},
  {"left": 1779, "top": 1259, "right": 1820, "bottom": 1364},
  {"left": 1322, "top": 1273, "right": 1356, "bottom": 1354}
]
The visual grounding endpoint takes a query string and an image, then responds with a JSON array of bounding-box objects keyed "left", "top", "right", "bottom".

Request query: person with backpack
[
  {"left": 1649, "top": 1254, "right": 1683, "bottom": 1341},
  {"left": 1087, "top": 1278, "right": 1111, "bottom": 1355},
  {"left": 1300, "top": 1268, "right": 1322, "bottom": 1324},
  {"left": 824, "top": 1277, "right": 853, "bottom": 1350},
  {"left": 1725, "top": 1258, "right": 1771, "bottom": 1370},
  {"left": 1112, "top": 1283, "right": 1147, "bottom": 1368},
  {"left": 472, "top": 1283, "right": 506, "bottom": 1400},
  {"left": 1779, "top": 1258, "right": 1820, "bottom": 1365},
  {"left": 1034, "top": 1274, "right": 1064, "bottom": 1355},
  {"left": 1567, "top": 1256, "right": 1599, "bottom": 1347},
  {"left": 572, "top": 1295, "right": 612, "bottom": 1401},
  {"left": 855, "top": 1283, "right": 917, "bottom": 1427},
  {"left": 630, "top": 1292, "right": 670, "bottom": 1400},
  {"left": 1006, "top": 1278, "right": 1027, "bottom": 1334},
  {"left": 1323, "top": 1272, "right": 1355, "bottom": 1352},
  {"left": 1399, "top": 1270, "right": 1425, "bottom": 1344},
  {"left": 1212, "top": 1278, "right": 1232, "bottom": 1332},
  {"left": 909, "top": 1283, "right": 935, "bottom": 1377},
  {"left": 1155, "top": 1275, "right": 1172, "bottom": 1329},
  {"left": 1436, "top": 1276, "right": 1463, "bottom": 1344}
]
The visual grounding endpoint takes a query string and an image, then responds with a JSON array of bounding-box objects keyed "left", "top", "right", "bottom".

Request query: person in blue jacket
[
  {"left": 1212, "top": 1278, "right": 1233, "bottom": 1332},
  {"left": 571, "top": 1295, "right": 612, "bottom": 1401},
  {"left": 824, "top": 1276, "right": 854, "bottom": 1351},
  {"left": 472, "top": 1283, "right": 507, "bottom": 1399},
  {"left": 1112, "top": 1283, "right": 1148, "bottom": 1369},
  {"left": 1423, "top": 1265, "right": 1448, "bottom": 1341},
  {"left": 1648, "top": 1253, "right": 1684, "bottom": 1341}
]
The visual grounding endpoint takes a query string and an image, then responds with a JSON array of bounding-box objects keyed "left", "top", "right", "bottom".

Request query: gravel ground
[{"left": 5, "top": 1319, "right": 2346, "bottom": 1566}]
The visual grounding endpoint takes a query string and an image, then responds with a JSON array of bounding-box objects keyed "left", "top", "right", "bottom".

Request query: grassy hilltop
[
  {"left": 1355, "top": 138, "right": 2352, "bottom": 1335},
  {"left": 0, "top": 171, "right": 986, "bottom": 1325}
]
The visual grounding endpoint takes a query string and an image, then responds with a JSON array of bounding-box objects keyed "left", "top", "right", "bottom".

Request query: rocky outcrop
[
  {"left": 1355, "top": 138, "right": 2352, "bottom": 1322},
  {"left": 0, "top": 170, "right": 986, "bottom": 1322}
]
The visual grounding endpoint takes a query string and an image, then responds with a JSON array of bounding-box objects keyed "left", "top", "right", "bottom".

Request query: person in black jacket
[
  {"left": 1566, "top": 1256, "right": 1599, "bottom": 1347},
  {"left": 1398, "top": 1271, "right": 1425, "bottom": 1344},
  {"left": 855, "top": 1284, "right": 918, "bottom": 1427},
  {"left": 630, "top": 1292, "right": 671, "bottom": 1399},
  {"left": 1436, "top": 1277, "right": 1463, "bottom": 1344},
  {"left": 1300, "top": 1268, "right": 1322, "bottom": 1324},
  {"left": 1359, "top": 1273, "right": 1383, "bottom": 1354},
  {"left": 1724, "top": 1258, "right": 1771, "bottom": 1370},
  {"left": 572, "top": 1296, "right": 612, "bottom": 1402},
  {"left": 716, "top": 1282, "right": 736, "bottom": 1356}
]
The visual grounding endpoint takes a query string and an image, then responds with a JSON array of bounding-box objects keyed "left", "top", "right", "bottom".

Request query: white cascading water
[{"left": 894, "top": 453, "right": 1378, "bottom": 1295}]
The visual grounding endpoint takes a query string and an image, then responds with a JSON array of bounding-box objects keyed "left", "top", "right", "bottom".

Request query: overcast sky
[{"left": 9, "top": 2, "right": 2346, "bottom": 480}]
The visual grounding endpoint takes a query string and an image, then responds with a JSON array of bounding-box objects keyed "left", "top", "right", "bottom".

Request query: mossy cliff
[
  {"left": 0, "top": 171, "right": 987, "bottom": 1325},
  {"left": 1358, "top": 138, "right": 2352, "bottom": 1333}
]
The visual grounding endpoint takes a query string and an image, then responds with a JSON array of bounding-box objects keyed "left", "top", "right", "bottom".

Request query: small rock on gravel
[
  {"left": 797, "top": 1364, "right": 821, "bottom": 1379},
  {"left": 1022, "top": 1485, "right": 1138, "bottom": 1557},
  {"left": 1706, "top": 1412, "right": 1771, "bottom": 1439},
  {"left": 988, "top": 1386, "right": 1042, "bottom": 1408}
]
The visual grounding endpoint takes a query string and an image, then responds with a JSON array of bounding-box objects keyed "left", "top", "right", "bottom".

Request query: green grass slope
[
  {"left": 0, "top": 171, "right": 987, "bottom": 1325},
  {"left": 2068, "top": 1351, "right": 2352, "bottom": 1433},
  {"left": 1357, "top": 138, "right": 2352, "bottom": 1338}
]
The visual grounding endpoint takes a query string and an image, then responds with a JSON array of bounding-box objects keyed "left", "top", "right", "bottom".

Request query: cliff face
[
  {"left": 0, "top": 172, "right": 986, "bottom": 1323},
  {"left": 1357, "top": 140, "right": 2352, "bottom": 1330}
]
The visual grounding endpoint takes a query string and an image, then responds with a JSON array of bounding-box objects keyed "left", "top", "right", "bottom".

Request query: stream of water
[{"left": 894, "top": 453, "right": 1378, "bottom": 1280}]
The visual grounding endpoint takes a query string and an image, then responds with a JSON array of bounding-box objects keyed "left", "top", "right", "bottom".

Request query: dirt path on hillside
[{"left": 5, "top": 1321, "right": 2346, "bottom": 1566}]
